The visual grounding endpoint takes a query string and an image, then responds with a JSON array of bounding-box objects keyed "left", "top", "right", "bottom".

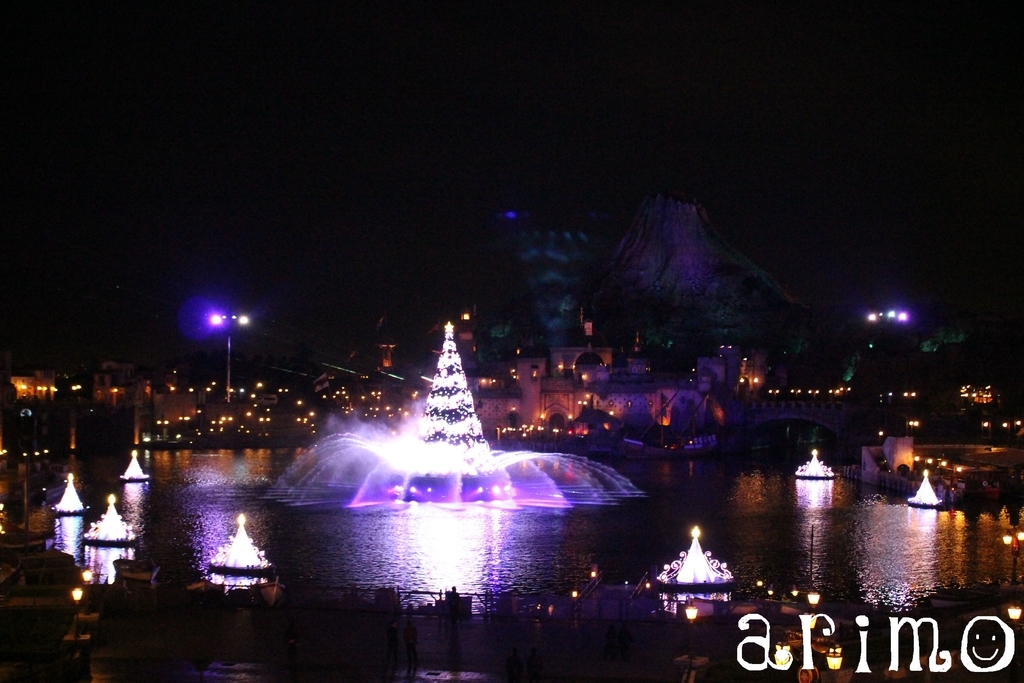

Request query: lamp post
[
  {"left": 71, "top": 586, "right": 83, "bottom": 634},
  {"left": 684, "top": 601, "right": 699, "bottom": 654},
  {"left": 825, "top": 646, "right": 843, "bottom": 681},
  {"left": 1009, "top": 605, "right": 1022, "bottom": 679},
  {"left": 1004, "top": 528, "right": 1024, "bottom": 584},
  {"left": 209, "top": 314, "right": 250, "bottom": 403},
  {"left": 81, "top": 569, "right": 92, "bottom": 612}
]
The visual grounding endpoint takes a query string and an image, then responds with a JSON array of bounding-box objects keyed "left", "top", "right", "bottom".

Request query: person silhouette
[
  {"left": 603, "top": 624, "right": 617, "bottom": 660},
  {"left": 403, "top": 619, "right": 418, "bottom": 671},
  {"left": 526, "top": 647, "right": 542, "bottom": 683},
  {"left": 618, "top": 622, "right": 633, "bottom": 661},
  {"left": 449, "top": 586, "right": 460, "bottom": 623},
  {"left": 505, "top": 647, "right": 523, "bottom": 683},
  {"left": 386, "top": 620, "right": 399, "bottom": 665}
]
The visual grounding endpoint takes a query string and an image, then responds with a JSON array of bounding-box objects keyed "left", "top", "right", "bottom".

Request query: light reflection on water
[
  {"left": 856, "top": 504, "right": 939, "bottom": 607},
  {"left": 54, "top": 515, "right": 83, "bottom": 563},
  {"left": 34, "top": 449, "right": 1024, "bottom": 608},
  {"left": 84, "top": 545, "right": 134, "bottom": 585}
]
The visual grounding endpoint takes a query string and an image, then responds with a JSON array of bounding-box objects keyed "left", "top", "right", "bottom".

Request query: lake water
[{"left": 32, "top": 447, "right": 1024, "bottom": 610}]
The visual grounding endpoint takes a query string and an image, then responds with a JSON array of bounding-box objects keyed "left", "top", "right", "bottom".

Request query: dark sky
[{"left": 4, "top": 4, "right": 1023, "bottom": 370}]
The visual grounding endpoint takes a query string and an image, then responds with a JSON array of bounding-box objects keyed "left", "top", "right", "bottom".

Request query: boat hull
[
  {"left": 657, "top": 580, "right": 735, "bottom": 594},
  {"left": 256, "top": 578, "right": 286, "bottom": 607},
  {"left": 209, "top": 564, "right": 276, "bottom": 578},
  {"left": 113, "top": 559, "right": 159, "bottom": 583},
  {"left": 83, "top": 537, "right": 135, "bottom": 547}
]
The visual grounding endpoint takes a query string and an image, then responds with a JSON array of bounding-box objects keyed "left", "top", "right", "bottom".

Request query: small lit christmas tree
[{"left": 422, "top": 322, "right": 489, "bottom": 452}]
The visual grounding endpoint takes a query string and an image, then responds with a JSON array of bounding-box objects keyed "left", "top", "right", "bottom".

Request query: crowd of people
[{"left": 384, "top": 586, "right": 638, "bottom": 680}]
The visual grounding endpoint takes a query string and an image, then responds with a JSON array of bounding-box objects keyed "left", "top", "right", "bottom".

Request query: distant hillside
[{"left": 593, "top": 194, "right": 800, "bottom": 356}]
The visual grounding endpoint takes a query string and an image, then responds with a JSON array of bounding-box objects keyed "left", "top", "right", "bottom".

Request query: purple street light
[{"left": 209, "top": 313, "right": 250, "bottom": 402}]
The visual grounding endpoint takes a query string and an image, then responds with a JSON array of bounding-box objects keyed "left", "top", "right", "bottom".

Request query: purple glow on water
[
  {"left": 85, "top": 545, "right": 134, "bottom": 584},
  {"left": 270, "top": 433, "right": 639, "bottom": 509},
  {"left": 54, "top": 515, "right": 83, "bottom": 561},
  {"left": 34, "top": 449, "right": 1024, "bottom": 609}
]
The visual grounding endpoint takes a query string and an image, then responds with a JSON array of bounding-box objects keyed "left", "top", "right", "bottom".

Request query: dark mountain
[{"left": 593, "top": 194, "right": 801, "bottom": 358}]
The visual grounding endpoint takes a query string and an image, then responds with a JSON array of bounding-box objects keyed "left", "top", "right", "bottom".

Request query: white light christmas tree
[
  {"left": 908, "top": 469, "right": 942, "bottom": 508},
  {"left": 658, "top": 526, "right": 733, "bottom": 585},
  {"left": 54, "top": 472, "right": 85, "bottom": 514},
  {"left": 422, "top": 323, "right": 490, "bottom": 457}
]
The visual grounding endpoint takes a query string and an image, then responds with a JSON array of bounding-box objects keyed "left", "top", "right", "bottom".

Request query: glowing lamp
[
  {"left": 826, "top": 646, "right": 843, "bottom": 670},
  {"left": 791, "top": 586, "right": 799, "bottom": 598},
  {"left": 685, "top": 603, "right": 698, "bottom": 622},
  {"left": 72, "top": 587, "right": 83, "bottom": 603},
  {"left": 807, "top": 590, "right": 820, "bottom": 607},
  {"left": 1005, "top": 533, "right": 1014, "bottom": 546},
  {"left": 767, "top": 586, "right": 775, "bottom": 597},
  {"left": 210, "top": 314, "right": 224, "bottom": 326},
  {"left": 756, "top": 580, "right": 764, "bottom": 587},
  {"left": 82, "top": 569, "right": 92, "bottom": 583},
  {"left": 1009, "top": 605, "right": 1022, "bottom": 622},
  {"left": 571, "top": 590, "right": 578, "bottom": 599},
  {"left": 774, "top": 644, "right": 792, "bottom": 667}
]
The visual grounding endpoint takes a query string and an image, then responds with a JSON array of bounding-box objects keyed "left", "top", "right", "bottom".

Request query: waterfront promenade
[{"left": 84, "top": 598, "right": 1011, "bottom": 683}]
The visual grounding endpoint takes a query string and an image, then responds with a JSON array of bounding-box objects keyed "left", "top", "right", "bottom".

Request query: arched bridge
[{"left": 745, "top": 401, "right": 850, "bottom": 436}]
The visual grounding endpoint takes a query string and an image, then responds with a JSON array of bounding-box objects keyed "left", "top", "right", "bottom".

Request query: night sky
[{"left": 5, "top": 4, "right": 1023, "bottom": 370}]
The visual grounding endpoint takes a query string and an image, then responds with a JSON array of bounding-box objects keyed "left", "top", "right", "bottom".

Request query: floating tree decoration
[
  {"left": 795, "top": 449, "right": 835, "bottom": 480},
  {"left": 658, "top": 526, "right": 734, "bottom": 588},
  {"left": 83, "top": 494, "right": 135, "bottom": 546},
  {"left": 209, "top": 514, "right": 274, "bottom": 577},
  {"left": 908, "top": 469, "right": 942, "bottom": 508},
  {"left": 53, "top": 473, "right": 85, "bottom": 515},
  {"left": 120, "top": 450, "right": 150, "bottom": 482}
]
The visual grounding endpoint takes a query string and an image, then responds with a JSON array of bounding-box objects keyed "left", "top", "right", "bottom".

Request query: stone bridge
[{"left": 745, "top": 400, "right": 850, "bottom": 436}]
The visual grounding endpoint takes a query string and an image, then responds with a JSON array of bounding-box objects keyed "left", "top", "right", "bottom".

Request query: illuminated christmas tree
[{"left": 422, "top": 322, "right": 489, "bottom": 451}]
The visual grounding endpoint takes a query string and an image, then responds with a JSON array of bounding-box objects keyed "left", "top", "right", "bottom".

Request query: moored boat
[
  {"left": 255, "top": 577, "right": 286, "bottom": 607},
  {"left": 113, "top": 557, "right": 159, "bottom": 583}
]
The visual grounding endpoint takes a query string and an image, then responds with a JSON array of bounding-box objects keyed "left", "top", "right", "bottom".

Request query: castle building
[{"left": 464, "top": 322, "right": 765, "bottom": 440}]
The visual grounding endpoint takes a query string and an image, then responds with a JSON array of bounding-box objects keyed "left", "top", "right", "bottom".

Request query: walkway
[{"left": 84, "top": 601, "right": 1015, "bottom": 683}]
